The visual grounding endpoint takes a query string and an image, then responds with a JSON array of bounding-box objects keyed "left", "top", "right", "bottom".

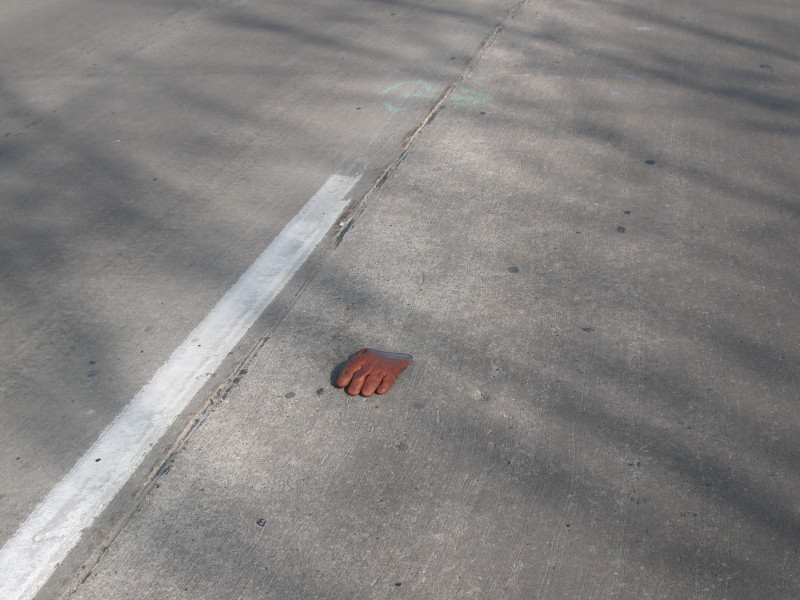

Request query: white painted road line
[{"left": 0, "top": 173, "right": 361, "bottom": 600}]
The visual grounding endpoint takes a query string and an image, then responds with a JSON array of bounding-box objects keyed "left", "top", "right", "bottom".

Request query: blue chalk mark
[
  {"left": 381, "top": 80, "right": 493, "bottom": 112},
  {"left": 381, "top": 80, "right": 434, "bottom": 95},
  {"left": 384, "top": 102, "right": 407, "bottom": 112},
  {"left": 623, "top": 74, "right": 641, "bottom": 81},
  {"left": 451, "top": 88, "right": 493, "bottom": 107},
  {"left": 381, "top": 80, "right": 436, "bottom": 112}
]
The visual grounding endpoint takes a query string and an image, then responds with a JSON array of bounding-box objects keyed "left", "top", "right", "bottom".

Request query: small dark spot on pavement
[
  {"left": 89, "top": 360, "right": 96, "bottom": 365},
  {"left": 316, "top": 388, "right": 325, "bottom": 395},
  {"left": 395, "top": 582, "right": 402, "bottom": 586},
  {"left": 87, "top": 369, "right": 100, "bottom": 377},
  {"left": 412, "top": 401, "right": 426, "bottom": 409},
  {"left": 508, "top": 265, "right": 520, "bottom": 273},
  {"left": 617, "top": 226, "right": 626, "bottom": 233},
  {"left": 759, "top": 64, "right": 773, "bottom": 70},
  {"left": 480, "top": 111, "right": 486, "bottom": 114},
  {"left": 239, "top": 369, "right": 248, "bottom": 375},
  {"left": 645, "top": 160, "right": 656, "bottom": 165},
  {"left": 624, "top": 210, "right": 631, "bottom": 215},
  {"left": 95, "top": 458, "right": 101, "bottom": 462},
  {"left": 582, "top": 327, "right": 594, "bottom": 332},
  {"left": 256, "top": 519, "right": 266, "bottom": 527},
  {"left": 284, "top": 392, "right": 295, "bottom": 399},
  {"left": 396, "top": 442, "right": 409, "bottom": 452}
]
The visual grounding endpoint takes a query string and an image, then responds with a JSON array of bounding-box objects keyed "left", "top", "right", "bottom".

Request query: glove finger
[
  {"left": 346, "top": 368, "right": 371, "bottom": 396},
  {"left": 336, "top": 356, "right": 365, "bottom": 388},
  {"left": 376, "top": 373, "right": 397, "bottom": 395},
  {"left": 360, "top": 373, "right": 385, "bottom": 397},
  {"left": 336, "top": 366, "right": 355, "bottom": 388}
]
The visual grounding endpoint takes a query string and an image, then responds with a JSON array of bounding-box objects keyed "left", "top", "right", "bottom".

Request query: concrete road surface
[
  {"left": 4, "top": 0, "right": 800, "bottom": 598},
  {"left": 1, "top": 0, "right": 518, "bottom": 596}
]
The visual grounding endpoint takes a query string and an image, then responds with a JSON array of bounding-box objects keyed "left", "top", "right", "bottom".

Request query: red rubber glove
[{"left": 336, "top": 348, "right": 412, "bottom": 397}]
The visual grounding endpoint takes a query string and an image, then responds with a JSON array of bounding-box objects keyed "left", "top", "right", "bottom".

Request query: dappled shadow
[
  {"left": 0, "top": 0, "right": 516, "bottom": 546},
  {"left": 4, "top": 0, "right": 800, "bottom": 598},
  {"left": 171, "top": 0, "right": 799, "bottom": 596}
]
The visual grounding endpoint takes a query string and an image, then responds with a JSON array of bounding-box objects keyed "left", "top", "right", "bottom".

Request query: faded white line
[{"left": 0, "top": 173, "right": 361, "bottom": 600}]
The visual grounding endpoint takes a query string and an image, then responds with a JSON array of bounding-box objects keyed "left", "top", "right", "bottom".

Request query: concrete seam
[
  {"left": 334, "top": 0, "right": 528, "bottom": 244},
  {"left": 58, "top": 3, "right": 528, "bottom": 595}
]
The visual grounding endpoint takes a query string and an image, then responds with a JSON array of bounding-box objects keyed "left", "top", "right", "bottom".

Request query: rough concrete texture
[
  {"left": 0, "top": 0, "right": 519, "bottom": 550},
  {"left": 56, "top": 0, "right": 800, "bottom": 598}
]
